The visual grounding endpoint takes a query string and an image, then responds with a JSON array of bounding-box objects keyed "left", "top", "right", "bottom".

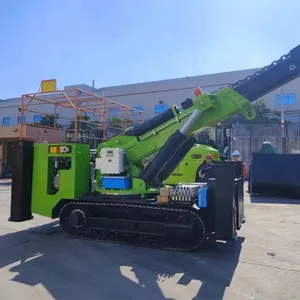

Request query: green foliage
[
  {"left": 226, "top": 99, "right": 281, "bottom": 124},
  {"left": 251, "top": 99, "right": 280, "bottom": 123},
  {"left": 68, "top": 115, "right": 100, "bottom": 130},
  {"left": 39, "top": 114, "right": 62, "bottom": 128},
  {"left": 108, "top": 116, "right": 134, "bottom": 136}
]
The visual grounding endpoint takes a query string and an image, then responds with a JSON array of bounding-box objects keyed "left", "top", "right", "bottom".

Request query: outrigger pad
[
  {"left": 214, "top": 163, "right": 238, "bottom": 241},
  {"left": 9, "top": 140, "right": 34, "bottom": 222}
]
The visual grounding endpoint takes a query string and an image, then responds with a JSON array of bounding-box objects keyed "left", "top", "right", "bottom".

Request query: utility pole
[{"left": 280, "top": 86, "right": 285, "bottom": 137}]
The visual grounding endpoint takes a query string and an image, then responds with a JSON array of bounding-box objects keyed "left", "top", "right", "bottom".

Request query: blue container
[
  {"left": 198, "top": 187, "right": 207, "bottom": 208},
  {"left": 102, "top": 176, "right": 132, "bottom": 190}
]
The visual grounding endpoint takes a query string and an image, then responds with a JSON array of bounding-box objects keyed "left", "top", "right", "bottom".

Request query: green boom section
[
  {"left": 97, "top": 87, "right": 255, "bottom": 172},
  {"left": 31, "top": 143, "right": 90, "bottom": 218}
]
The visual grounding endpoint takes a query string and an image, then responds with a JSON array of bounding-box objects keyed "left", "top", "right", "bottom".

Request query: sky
[{"left": 0, "top": 0, "right": 300, "bottom": 99}]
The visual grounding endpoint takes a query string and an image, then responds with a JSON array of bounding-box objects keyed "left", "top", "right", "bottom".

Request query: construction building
[
  {"left": 1, "top": 68, "right": 300, "bottom": 125},
  {"left": 1, "top": 67, "right": 300, "bottom": 175}
]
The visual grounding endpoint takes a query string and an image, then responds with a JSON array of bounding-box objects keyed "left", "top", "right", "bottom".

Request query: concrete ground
[{"left": 0, "top": 180, "right": 299, "bottom": 300}]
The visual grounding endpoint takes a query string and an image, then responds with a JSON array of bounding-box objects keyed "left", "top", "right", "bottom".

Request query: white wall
[{"left": 1, "top": 68, "right": 300, "bottom": 127}]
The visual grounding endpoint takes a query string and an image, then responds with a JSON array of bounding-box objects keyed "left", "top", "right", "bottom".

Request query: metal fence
[
  {"left": 233, "top": 123, "right": 300, "bottom": 137},
  {"left": 230, "top": 123, "right": 300, "bottom": 167},
  {"left": 233, "top": 136, "right": 300, "bottom": 167}
]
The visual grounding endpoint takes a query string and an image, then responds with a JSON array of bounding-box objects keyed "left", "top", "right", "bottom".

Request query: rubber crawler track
[{"left": 59, "top": 201, "right": 206, "bottom": 252}]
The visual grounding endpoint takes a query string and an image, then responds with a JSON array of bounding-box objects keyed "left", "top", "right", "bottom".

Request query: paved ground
[{"left": 0, "top": 180, "right": 299, "bottom": 300}]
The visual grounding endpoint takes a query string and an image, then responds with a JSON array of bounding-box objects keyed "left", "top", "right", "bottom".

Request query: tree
[
  {"left": 39, "top": 114, "right": 62, "bottom": 128},
  {"left": 251, "top": 99, "right": 280, "bottom": 123},
  {"left": 66, "top": 115, "right": 104, "bottom": 147},
  {"left": 224, "top": 99, "right": 281, "bottom": 125},
  {"left": 108, "top": 116, "right": 134, "bottom": 136},
  {"left": 68, "top": 115, "right": 97, "bottom": 130}
]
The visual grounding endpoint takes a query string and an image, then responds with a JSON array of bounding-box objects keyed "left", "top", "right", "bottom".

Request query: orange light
[
  {"left": 194, "top": 87, "right": 202, "bottom": 97},
  {"left": 213, "top": 153, "right": 219, "bottom": 159},
  {"left": 49, "top": 146, "right": 59, "bottom": 154}
]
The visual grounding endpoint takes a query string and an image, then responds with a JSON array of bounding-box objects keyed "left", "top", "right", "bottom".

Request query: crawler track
[{"left": 59, "top": 201, "right": 206, "bottom": 252}]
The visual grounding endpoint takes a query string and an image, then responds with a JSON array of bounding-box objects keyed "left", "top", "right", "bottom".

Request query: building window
[
  {"left": 276, "top": 95, "right": 280, "bottom": 105},
  {"left": 131, "top": 106, "right": 143, "bottom": 115},
  {"left": 154, "top": 104, "right": 168, "bottom": 114},
  {"left": 109, "top": 107, "right": 120, "bottom": 115},
  {"left": 34, "top": 115, "right": 42, "bottom": 123},
  {"left": 2, "top": 117, "right": 11, "bottom": 125},
  {"left": 276, "top": 93, "right": 295, "bottom": 105},
  {"left": 84, "top": 112, "right": 91, "bottom": 117},
  {"left": 17, "top": 116, "right": 26, "bottom": 123},
  {"left": 284, "top": 93, "right": 295, "bottom": 104}
]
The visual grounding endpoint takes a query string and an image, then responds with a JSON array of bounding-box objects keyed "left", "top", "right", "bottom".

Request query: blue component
[
  {"left": 198, "top": 187, "right": 207, "bottom": 208},
  {"left": 102, "top": 176, "right": 131, "bottom": 190},
  {"left": 154, "top": 104, "right": 168, "bottom": 114}
]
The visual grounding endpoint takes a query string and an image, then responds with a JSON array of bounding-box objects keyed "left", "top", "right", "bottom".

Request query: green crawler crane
[{"left": 9, "top": 44, "right": 300, "bottom": 251}]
